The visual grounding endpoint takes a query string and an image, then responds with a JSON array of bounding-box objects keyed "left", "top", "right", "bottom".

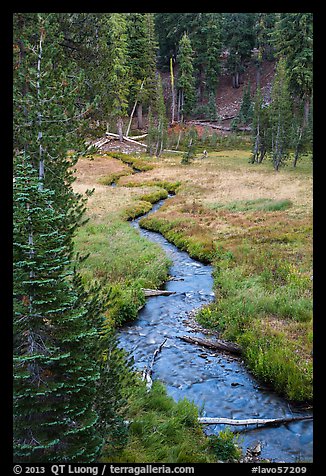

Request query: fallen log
[
  {"left": 129, "top": 133, "right": 148, "bottom": 140},
  {"left": 124, "top": 414, "right": 313, "bottom": 429},
  {"left": 143, "top": 288, "right": 176, "bottom": 297},
  {"left": 105, "top": 132, "right": 147, "bottom": 148},
  {"left": 198, "top": 415, "right": 313, "bottom": 427},
  {"left": 87, "top": 137, "right": 111, "bottom": 150},
  {"left": 179, "top": 334, "right": 241, "bottom": 355}
]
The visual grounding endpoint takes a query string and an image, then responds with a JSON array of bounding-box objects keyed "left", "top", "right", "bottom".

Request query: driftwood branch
[
  {"left": 142, "top": 288, "right": 176, "bottom": 297},
  {"left": 142, "top": 338, "right": 168, "bottom": 391},
  {"left": 179, "top": 335, "right": 241, "bottom": 355},
  {"left": 198, "top": 415, "right": 312, "bottom": 427}
]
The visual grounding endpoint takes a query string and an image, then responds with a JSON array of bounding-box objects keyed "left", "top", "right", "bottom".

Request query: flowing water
[{"left": 118, "top": 198, "right": 313, "bottom": 463}]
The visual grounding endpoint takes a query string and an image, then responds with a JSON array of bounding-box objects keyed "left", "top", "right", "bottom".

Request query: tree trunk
[
  {"left": 179, "top": 335, "right": 242, "bottom": 355},
  {"left": 142, "top": 289, "right": 176, "bottom": 297},
  {"left": 293, "top": 126, "right": 303, "bottom": 167},
  {"left": 233, "top": 71, "right": 240, "bottom": 89},
  {"left": 142, "top": 338, "right": 167, "bottom": 391},
  {"left": 251, "top": 121, "right": 260, "bottom": 163},
  {"left": 180, "top": 89, "right": 184, "bottom": 124},
  {"left": 303, "top": 96, "right": 310, "bottom": 127},
  {"left": 175, "top": 130, "right": 182, "bottom": 150},
  {"left": 170, "top": 57, "right": 175, "bottom": 124},
  {"left": 37, "top": 28, "right": 44, "bottom": 190},
  {"left": 177, "top": 90, "right": 181, "bottom": 122},
  {"left": 117, "top": 117, "right": 124, "bottom": 142},
  {"left": 258, "top": 146, "right": 266, "bottom": 163},
  {"left": 137, "top": 103, "right": 143, "bottom": 130},
  {"left": 198, "top": 68, "right": 205, "bottom": 101},
  {"left": 256, "top": 64, "right": 261, "bottom": 90}
]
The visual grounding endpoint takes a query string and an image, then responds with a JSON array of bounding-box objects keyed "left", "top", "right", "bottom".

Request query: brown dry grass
[
  {"left": 73, "top": 154, "right": 162, "bottom": 222},
  {"left": 119, "top": 150, "right": 312, "bottom": 209}
]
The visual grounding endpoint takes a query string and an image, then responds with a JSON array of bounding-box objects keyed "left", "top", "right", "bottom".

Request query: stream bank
[{"left": 117, "top": 198, "right": 313, "bottom": 463}]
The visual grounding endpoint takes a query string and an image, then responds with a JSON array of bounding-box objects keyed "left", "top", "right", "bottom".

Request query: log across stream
[{"left": 117, "top": 198, "right": 313, "bottom": 463}]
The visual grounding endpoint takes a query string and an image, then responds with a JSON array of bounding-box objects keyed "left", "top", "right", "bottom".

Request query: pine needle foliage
[{"left": 13, "top": 13, "right": 126, "bottom": 463}]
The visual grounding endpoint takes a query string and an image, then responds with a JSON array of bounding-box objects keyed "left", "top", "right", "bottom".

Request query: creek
[{"left": 118, "top": 198, "right": 313, "bottom": 463}]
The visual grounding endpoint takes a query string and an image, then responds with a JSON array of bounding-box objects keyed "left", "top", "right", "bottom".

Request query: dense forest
[{"left": 13, "top": 12, "right": 313, "bottom": 465}]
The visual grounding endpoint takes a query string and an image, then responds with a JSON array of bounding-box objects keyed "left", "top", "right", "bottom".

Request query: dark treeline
[
  {"left": 13, "top": 12, "right": 313, "bottom": 463},
  {"left": 155, "top": 13, "right": 313, "bottom": 169}
]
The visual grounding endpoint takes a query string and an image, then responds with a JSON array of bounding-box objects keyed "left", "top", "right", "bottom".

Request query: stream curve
[{"left": 118, "top": 198, "right": 313, "bottom": 463}]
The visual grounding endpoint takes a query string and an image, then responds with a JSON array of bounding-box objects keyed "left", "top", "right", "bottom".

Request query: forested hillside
[{"left": 13, "top": 12, "right": 313, "bottom": 465}]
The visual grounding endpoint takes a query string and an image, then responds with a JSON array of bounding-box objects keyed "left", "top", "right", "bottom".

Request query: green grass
[
  {"left": 119, "top": 179, "right": 181, "bottom": 194},
  {"left": 139, "top": 215, "right": 216, "bottom": 263},
  {"left": 210, "top": 198, "right": 293, "bottom": 212},
  {"left": 98, "top": 169, "right": 133, "bottom": 185},
  {"left": 136, "top": 187, "right": 168, "bottom": 204},
  {"left": 107, "top": 151, "right": 154, "bottom": 172},
  {"left": 74, "top": 218, "right": 171, "bottom": 326},
  {"left": 102, "top": 380, "right": 240, "bottom": 463},
  {"left": 196, "top": 248, "right": 313, "bottom": 401}
]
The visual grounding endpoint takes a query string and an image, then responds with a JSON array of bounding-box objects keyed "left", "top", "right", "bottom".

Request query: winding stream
[{"left": 118, "top": 198, "right": 313, "bottom": 463}]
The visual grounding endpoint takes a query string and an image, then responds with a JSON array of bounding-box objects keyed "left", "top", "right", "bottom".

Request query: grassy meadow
[
  {"left": 73, "top": 151, "right": 241, "bottom": 462},
  {"left": 135, "top": 149, "right": 313, "bottom": 402},
  {"left": 72, "top": 145, "right": 312, "bottom": 461}
]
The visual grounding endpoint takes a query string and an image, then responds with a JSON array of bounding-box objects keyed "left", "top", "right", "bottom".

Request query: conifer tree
[
  {"left": 238, "top": 81, "right": 253, "bottom": 124},
  {"left": 207, "top": 91, "right": 219, "bottom": 122},
  {"left": 147, "top": 74, "right": 168, "bottom": 157},
  {"left": 106, "top": 13, "right": 130, "bottom": 140},
  {"left": 272, "top": 13, "right": 313, "bottom": 166},
  {"left": 13, "top": 12, "right": 125, "bottom": 463},
  {"left": 269, "top": 57, "right": 292, "bottom": 170},
  {"left": 144, "top": 13, "right": 159, "bottom": 109},
  {"left": 181, "top": 126, "right": 198, "bottom": 164},
  {"left": 204, "top": 13, "right": 222, "bottom": 95},
  {"left": 253, "top": 13, "right": 276, "bottom": 87},
  {"left": 126, "top": 13, "right": 157, "bottom": 131},
  {"left": 251, "top": 85, "right": 270, "bottom": 163},
  {"left": 222, "top": 13, "right": 256, "bottom": 88},
  {"left": 177, "top": 33, "right": 196, "bottom": 122},
  {"left": 272, "top": 13, "right": 313, "bottom": 123}
]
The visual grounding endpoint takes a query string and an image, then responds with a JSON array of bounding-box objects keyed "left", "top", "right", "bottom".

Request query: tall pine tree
[
  {"left": 126, "top": 13, "right": 157, "bottom": 131},
  {"left": 177, "top": 33, "right": 196, "bottom": 122},
  {"left": 106, "top": 13, "right": 130, "bottom": 140},
  {"left": 13, "top": 12, "right": 126, "bottom": 462},
  {"left": 222, "top": 13, "right": 256, "bottom": 88},
  {"left": 269, "top": 57, "right": 292, "bottom": 170}
]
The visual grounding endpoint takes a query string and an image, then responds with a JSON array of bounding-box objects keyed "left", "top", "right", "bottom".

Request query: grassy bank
[
  {"left": 137, "top": 150, "right": 313, "bottom": 402},
  {"left": 73, "top": 152, "right": 240, "bottom": 462},
  {"left": 73, "top": 154, "right": 173, "bottom": 325},
  {"left": 102, "top": 380, "right": 241, "bottom": 463}
]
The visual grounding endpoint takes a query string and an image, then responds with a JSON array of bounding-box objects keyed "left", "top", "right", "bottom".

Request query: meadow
[{"left": 72, "top": 146, "right": 312, "bottom": 461}]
